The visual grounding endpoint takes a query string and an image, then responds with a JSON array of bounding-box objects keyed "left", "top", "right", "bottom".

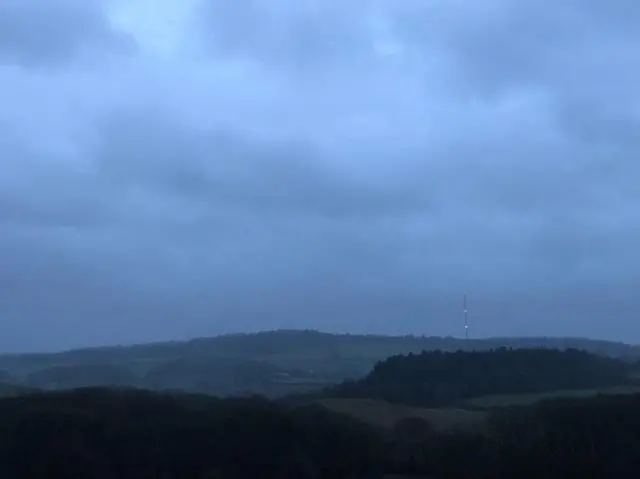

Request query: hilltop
[{"left": 0, "top": 330, "right": 638, "bottom": 397}]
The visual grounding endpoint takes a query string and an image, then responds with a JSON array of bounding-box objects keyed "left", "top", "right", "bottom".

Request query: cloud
[
  {"left": 0, "top": 0, "right": 639, "bottom": 351},
  {"left": 93, "top": 108, "right": 436, "bottom": 218},
  {"left": 197, "top": 1, "right": 373, "bottom": 69},
  {"left": 0, "top": 0, "right": 135, "bottom": 68}
]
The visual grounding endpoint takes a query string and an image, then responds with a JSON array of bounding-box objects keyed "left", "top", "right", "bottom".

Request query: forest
[
  {"left": 1, "top": 386, "right": 640, "bottom": 478},
  {"left": 0, "top": 388, "right": 381, "bottom": 479},
  {"left": 0, "top": 345, "right": 640, "bottom": 477},
  {"left": 322, "top": 347, "right": 635, "bottom": 407}
]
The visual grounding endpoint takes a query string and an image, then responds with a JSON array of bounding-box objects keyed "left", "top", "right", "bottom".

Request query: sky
[{"left": 1, "top": 0, "right": 639, "bottom": 352}]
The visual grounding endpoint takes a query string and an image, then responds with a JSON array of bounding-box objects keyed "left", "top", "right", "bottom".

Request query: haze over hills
[{"left": 1, "top": 329, "right": 640, "bottom": 398}]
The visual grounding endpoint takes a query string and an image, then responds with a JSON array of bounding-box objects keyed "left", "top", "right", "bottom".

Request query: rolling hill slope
[{"left": 0, "top": 330, "right": 639, "bottom": 397}]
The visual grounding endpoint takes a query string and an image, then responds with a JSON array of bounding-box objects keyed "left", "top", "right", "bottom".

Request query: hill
[
  {"left": 322, "top": 347, "right": 637, "bottom": 407},
  {"left": 0, "top": 330, "right": 639, "bottom": 397}
]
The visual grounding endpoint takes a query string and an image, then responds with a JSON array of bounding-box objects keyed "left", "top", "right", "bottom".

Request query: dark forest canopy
[
  {"left": 0, "top": 388, "right": 383, "bottom": 479},
  {"left": 1, "top": 343, "right": 639, "bottom": 478},
  {"left": 324, "top": 347, "right": 636, "bottom": 407},
  {"left": 2, "top": 387, "right": 640, "bottom": 478}
]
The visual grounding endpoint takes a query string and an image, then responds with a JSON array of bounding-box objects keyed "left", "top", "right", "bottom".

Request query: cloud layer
[{"left": 1, "top": 0, "right": 639, "bottom": 351}]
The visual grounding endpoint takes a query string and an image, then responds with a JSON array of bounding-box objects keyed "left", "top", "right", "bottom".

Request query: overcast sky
[{"left": 1, "top": 0, "right": 639, "bottom": 352}]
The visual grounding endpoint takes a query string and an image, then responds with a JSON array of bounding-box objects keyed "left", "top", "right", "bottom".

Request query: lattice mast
[{"left": 463, "top": 293, "right": 468, "bottom": 340}]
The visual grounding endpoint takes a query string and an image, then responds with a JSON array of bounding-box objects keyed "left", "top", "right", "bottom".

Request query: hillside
[
  {"left": 0, "top": 330, "right": 639, "bottom": 397},
  {"left": 323, "top": 348, "right": 637, "bottom": 407}
]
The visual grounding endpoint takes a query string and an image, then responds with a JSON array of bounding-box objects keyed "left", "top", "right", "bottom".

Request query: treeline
[
  {"left": 325, "top": 348, "right": 633, "bottom": 407},
  {"left": 0, "top": 388, "right": 382, "bottom": 479},
  {"left": 383, "top": 392, "right": 640, "bottom": 478},
  {"left": 2, "top": 388, "right": 640, "bottom": 478}
]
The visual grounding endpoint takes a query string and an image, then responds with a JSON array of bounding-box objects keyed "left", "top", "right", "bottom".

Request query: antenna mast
[{"left": 463, "top": 293, "right": 468, "bottom": 340}]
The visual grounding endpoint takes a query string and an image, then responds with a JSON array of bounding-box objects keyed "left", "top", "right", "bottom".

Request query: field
[
  {"left": 317, "top": 397, "right": 487, "bottom": 432},
  {"left": 318, "top": 384, "right": 640, "bottom": 433},
  {"left": 461, "top": 385, "right": 640, "bottom": 409}
]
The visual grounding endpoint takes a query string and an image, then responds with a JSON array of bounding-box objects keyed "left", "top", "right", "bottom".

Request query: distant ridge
[
  {"left": 1, "top": 330, "right": 638, "bottom": 398},
  {"left": 2, "top": 328, "right": 639, "bottom": 358}
]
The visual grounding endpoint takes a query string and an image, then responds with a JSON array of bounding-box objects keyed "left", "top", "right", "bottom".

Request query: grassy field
[
  {"left": 461, "top": 385, "right": 640, "bottom": 409},
  {"left": 317, "top": 385, "right": 640, "bottom": 433},
  {"left": 0, "top": 382, "right": 37, "bottom": 397},
  {"left": 317, "top": 397, "right": 486, "bottom": 432}
]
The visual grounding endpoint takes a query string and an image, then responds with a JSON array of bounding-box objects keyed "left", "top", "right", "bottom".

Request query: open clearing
[
  {"left": 318, "top": 386, "right": 640, "bottom": 431},
  {"left": 317, "top": 398, "right": 486, "bottom": 432},
  {"left": 461, "top": 385, "right": 640, "bottom": 409}
]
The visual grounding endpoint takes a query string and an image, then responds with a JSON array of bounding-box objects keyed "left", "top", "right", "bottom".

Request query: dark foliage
[
  {"left": 2, "top": 387, "right": 640, "bottom": 478},
  {"left": 326, "top": 347, "right": 633, "bottom": 407},
  {"left": 382, "top": 393, "right": 640, "bottom": 478},
  {"left": 0, "top": 388, "right": 383, "bottom": 479},
  {"left": 493, "top": 393, "right": 640, "bottom": 478}
]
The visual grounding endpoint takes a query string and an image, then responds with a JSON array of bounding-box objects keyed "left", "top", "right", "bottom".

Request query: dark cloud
[
  {"left": 386, "top": 0, "right": 640, "bottom": 94},
  {"left": 0, "top": 0, "right": 639, "bottom": 351},
  {"left": 93, "top": 109, "right": 435, "bottom": 219},
  {"left": 0, "top": 0, "right": 134, "bottom": 67}
]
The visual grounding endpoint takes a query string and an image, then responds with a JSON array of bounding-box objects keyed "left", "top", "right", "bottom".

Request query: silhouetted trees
[
  {"left": 381, "top": 393, "right": 640, "bottom": 478},
  {"left": 2, "top": 386, "right": 640, "bottom": 477},
  {"left": 0, "top": 388, "right": 383, "bottom": 479},
  {"left": 326, "top": 348, "right": 633, "bottom": 407}
]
